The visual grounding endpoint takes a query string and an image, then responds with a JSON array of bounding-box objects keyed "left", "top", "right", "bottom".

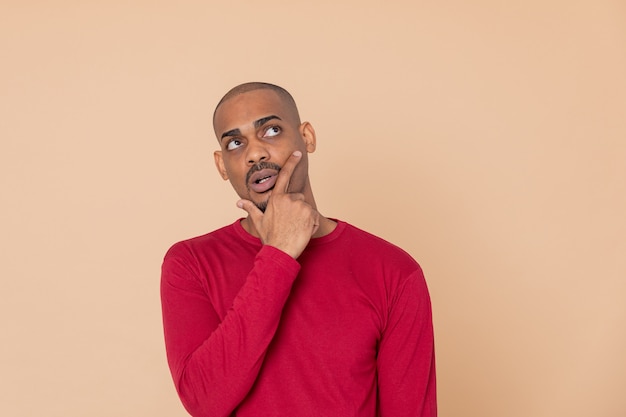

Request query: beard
[{"left": 255, "top": 200, "right": 268, "bottom": 213}]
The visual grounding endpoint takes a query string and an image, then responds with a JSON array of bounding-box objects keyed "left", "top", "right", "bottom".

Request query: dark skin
[{"left": 213, "top": 89, "right": 336, "bottom": 259}]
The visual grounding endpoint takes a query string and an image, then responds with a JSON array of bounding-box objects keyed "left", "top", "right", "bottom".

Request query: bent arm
[
  {"left": 161, "top": 243, "right": 299, "bottom": 417},
  {"left": 377, "top": 268, "right": 437, "bottom": 417}
]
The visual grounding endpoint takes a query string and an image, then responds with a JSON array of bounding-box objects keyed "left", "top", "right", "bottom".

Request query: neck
[{"left": 240, "top": 212, "right": 336, "bottom": 240}]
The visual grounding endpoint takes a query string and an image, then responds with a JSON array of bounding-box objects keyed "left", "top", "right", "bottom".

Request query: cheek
[
  {"left": 292, "top": 157, "right": 309, "bottom": 182},
  {"left": 222, "top": 159, "right": 242, "bottom": 177}
]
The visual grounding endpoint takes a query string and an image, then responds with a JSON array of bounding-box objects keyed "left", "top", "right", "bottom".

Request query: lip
[{"left": 248, "top": 168, "right": 279, "bottom": 194}]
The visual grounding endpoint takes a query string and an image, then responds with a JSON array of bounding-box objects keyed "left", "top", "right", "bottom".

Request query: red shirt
[{"left": 161, "top": 220, "right": 436, "bottom": 416}]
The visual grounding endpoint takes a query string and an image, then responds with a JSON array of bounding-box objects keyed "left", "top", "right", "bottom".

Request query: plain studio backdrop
[{"left": 1, "top": 1, "right": 624, "bottom": 416}]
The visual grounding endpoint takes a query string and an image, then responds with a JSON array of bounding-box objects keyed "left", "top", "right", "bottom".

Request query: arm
[
  {"left": 161, "top": 243, "right": 300, "bottom": 417},
  {"left": 377, "top": 268, "right": 437, "bottom": 417},
  {"left": 161, "top": 151, "right": 318, "bottom": 416}
]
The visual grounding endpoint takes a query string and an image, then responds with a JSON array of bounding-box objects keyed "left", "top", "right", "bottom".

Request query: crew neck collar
[{"left": 232, "top": 218, "right": 345, "bottom": 247}]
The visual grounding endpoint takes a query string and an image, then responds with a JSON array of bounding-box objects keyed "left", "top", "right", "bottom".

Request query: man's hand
[{"left": 237, "top": 151, "right": 320, "bottom": 259}]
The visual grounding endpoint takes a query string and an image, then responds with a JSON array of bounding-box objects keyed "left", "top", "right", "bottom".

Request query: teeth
[{"left": 256, "top": 176, "right": 270, "bottom": 184}]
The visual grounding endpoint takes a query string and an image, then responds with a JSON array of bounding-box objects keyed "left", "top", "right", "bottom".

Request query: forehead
[{"left": 213, "top": 89, "right": 294, "bottom": 135}]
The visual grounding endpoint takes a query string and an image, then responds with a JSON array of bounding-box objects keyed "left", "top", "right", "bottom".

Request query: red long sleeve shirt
[{"left": 161, "top": 220, "right": 436, "bottom": 417}]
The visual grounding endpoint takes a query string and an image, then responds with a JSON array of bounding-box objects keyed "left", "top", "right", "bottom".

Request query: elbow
[{"left": 174, "top": 366, "right": 235, "bottom": 417}]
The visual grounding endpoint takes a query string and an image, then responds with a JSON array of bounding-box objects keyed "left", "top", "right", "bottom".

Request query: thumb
[{"left": 237, "top": 199, "right": 263, "bottom": 222}]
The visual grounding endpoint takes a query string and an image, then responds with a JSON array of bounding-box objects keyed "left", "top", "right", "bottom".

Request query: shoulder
[
  {"left": 332, "top": 222, "right": 429, "bottom": 310},
  {"left": 163, "top": 221, "right": 242, "bottom": 261},
  {"left": 327, "top": 221, "right": 424, "bottom": 286},
  {"left": 161, "top": 221, "right": 251, "bottom": 289},
  {"left": 342, "top": 222, "right": 419, "bottom": 264}
]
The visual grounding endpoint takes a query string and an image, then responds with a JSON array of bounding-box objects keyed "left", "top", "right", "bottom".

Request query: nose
[{"left": 245, "top": 139, "right": 270, "bottom": 165}]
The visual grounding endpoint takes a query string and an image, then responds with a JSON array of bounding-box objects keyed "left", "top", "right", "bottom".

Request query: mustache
[{"left": 245, "top": 161, "right": 282, "bottom": 185}]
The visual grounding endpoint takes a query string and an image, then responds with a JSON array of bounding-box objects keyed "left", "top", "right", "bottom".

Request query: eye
[
  {"left": 226, "top": 139, "right": 243, "bottom": 151},
  {"left": 263, "top": 126, "right": 281, "bottom": 137}
]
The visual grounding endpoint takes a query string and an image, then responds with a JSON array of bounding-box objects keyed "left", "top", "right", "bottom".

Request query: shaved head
[{"left": 213, "top": 82, "right": 301, "bottom": 126}]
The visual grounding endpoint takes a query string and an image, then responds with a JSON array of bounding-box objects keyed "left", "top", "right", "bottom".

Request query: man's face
[{"left": 213, "top": 89, "right": 316, "bottom": 211}]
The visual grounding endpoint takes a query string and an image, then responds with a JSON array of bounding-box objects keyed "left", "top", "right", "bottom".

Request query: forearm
[
  {"left": 377, "top": 269, "right": 437, "bottom": 416},
  {"left": 161, "top": 245, "right": 300, "bottom": 417}
]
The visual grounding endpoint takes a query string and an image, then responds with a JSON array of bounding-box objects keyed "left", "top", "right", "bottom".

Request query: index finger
[{"left": 274, "top": 150, "right": 302, "bottom": 194}]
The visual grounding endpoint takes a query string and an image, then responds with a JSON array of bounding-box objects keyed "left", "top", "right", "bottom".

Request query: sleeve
[
  {"left": 377, "top": 267, "right": 437, "bottom": 417},
  {"left": 160, "top": 243, "right": 300, "bottom": 417}
]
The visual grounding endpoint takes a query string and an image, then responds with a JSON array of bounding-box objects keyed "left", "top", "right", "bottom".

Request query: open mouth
[
  {"left": 255, "top": 175, "right": 272, "bottom": 185},
  {"left": 248, "top": 169, "right": 279, "bottom": 194}
]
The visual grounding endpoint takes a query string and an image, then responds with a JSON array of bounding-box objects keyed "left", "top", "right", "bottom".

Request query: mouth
[{"left": 248, "top": 168, "right": 279, "bottom": 194}]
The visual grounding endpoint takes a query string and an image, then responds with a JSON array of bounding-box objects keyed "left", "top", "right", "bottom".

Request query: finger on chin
[{"left": 275, "top": 151, "right": 302, "bottom": 193}]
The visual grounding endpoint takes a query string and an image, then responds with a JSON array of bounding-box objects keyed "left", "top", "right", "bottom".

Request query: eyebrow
[
  {"left": 220, "top": 115, "right": 282, "bottom": 140},
  {"left": 254, "top": 115, "right": 281, "bottom": 128}
]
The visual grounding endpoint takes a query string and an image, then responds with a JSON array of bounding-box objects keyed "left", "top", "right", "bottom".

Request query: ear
[
  {"left": 214, "top": 150, "right": 229, "bottom": 180},
  {"left": 299, "top": 121, "right": 317, "bottom": 153}
]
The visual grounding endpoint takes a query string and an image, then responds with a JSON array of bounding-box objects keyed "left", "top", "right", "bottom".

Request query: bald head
[{"left": 213, "top": 82, "right": 301, "bottom": 126}]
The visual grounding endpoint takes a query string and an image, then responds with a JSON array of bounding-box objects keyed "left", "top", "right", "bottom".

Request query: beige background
[{"left": 1, "top": 1, "right": 625, "bottom": 416}]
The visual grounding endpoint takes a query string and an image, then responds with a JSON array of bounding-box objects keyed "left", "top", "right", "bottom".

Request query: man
[{"left": 161, "top": 82, "right": 436, "bottom": 417}]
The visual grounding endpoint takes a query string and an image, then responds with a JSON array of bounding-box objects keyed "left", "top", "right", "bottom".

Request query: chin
[
  {"left": 255, "top": 200, "right": 268, "bottom": 213},
  {"left": 246, "top": 189, "right": 271, "bottom": 213}
]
